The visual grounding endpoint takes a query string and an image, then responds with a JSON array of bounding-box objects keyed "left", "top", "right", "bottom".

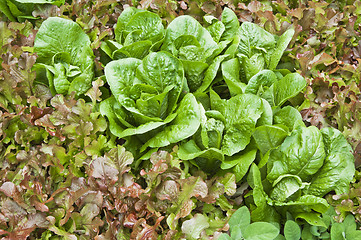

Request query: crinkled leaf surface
[
  {"left": 136, "top": 51, "right": 184, "bottom": 115},
  {"left": 306, "top": 128, "right": 355, "bottom": 196},
  {"left": 34, "top": 17, "right": 94, "bottom": 95},
  {"left": 267, "top": 126, "right": 326, "bottom": 183},
  {"left": 105, "top": 58, "right": 142, "bottom": 101},
  {"left": 142, "top": 93, "right": 201, "bottom": 150},
  {"left": 238, "top": 22, "right": 275, "bottom": 58},
  {"left": 217, "top": 94, "right": 263, "bottom": 156}
]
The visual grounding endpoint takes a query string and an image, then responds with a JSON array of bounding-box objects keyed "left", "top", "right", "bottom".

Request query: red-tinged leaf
[
  {"left": 288, "top": 8, "right": 303, "bottom": 20},
  {"left": 80, "top": 203, "right": 101, "bottom": 223},
  {"left": 85, "top": 78, "right": 104, "bottom": 104},
  {"left": 178, "top": 199, "right": 194, "bottom": 219},
  {"left": 0, "top": 182, "right": 20, "bottom": 198},
  {"left": 76, "top": 191, "right": 103, "bottom": 208},
  {"left": 59, "top": 206, "right": 74, "bottom": 226},
  {"left": 23, "top": 213, "right": 49, "bottom": 229},
  {"left": 30, "top": 106, "right": 53, "bottom": 125},
  {"left": 354, "top": 142, "right": 361, "bottom": 167},
  {"left": 31, "top": 198, "right": 49, "bottom": 212},
  {"left": 130, "top": 217, "right": 164, "bottom": 240},
  {"left": 297, "top": 51, "right": 314, "bottom": 74},
  {"left": 89, "top": 156, "right": 119, "bottom": 189},
  {"left": 106, "top": 146, "right": 133, "bottom": 179},
  {"left": 309, "top": 52, "right": 337, "bottom": 67},
  {"left": 179, "top": 176, "right": 208, "bottom": 199},
  {"left": 1, "top": 199, "right": 27, "bottom": 223},
  {"left": 0, "top": 182, "right": 28, "bottom": 210},
  {"left": 118, "top": 182, "right": 144, "bottom": 199},
  {"left": 155, "top": 180, "right": 179, "bottom": 201},
  {"left": 123, "top": 213, "right": 137, "bottom": 229},
  {"left": 180, "top": 1, "right": 188, "bottom": 10}
]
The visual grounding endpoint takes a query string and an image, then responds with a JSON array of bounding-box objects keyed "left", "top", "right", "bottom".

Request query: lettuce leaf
[{"left": 34, "top": 17, "right": 94, "bottom": 96}]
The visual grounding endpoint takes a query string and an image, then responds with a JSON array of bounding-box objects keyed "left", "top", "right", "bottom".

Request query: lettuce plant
[
  {"left": 178, "top": 91, "right": 264, "bottom": 175},
  {"left": 178, "top": 72, "right": 307, "bottom": 178},
  {"left": 101, "top": 7, "right": 165, "bottom": 61},
  {"left": 99, "top": 52, "right": 202, "bottom": 158},
  {"left": 246, "top": 127, "right": 355, "bottom": 226},
  {"left": 172, "top": 15, "right": 307, "bottom": 178},
  {"left": 33, "top": 17, "right": 95, "bottom": 96},
  {"left": 236, "top": 22, "right": 295, "bottom": 81},
  {"left": 160, "top": 8, "right": 239, "bottom": 92}
]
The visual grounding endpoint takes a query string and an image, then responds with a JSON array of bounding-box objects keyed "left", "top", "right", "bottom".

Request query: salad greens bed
[{"left": 1, "top": 0, "right": 361, "bottom": 239}]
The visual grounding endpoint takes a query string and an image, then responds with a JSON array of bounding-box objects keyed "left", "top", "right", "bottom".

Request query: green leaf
[
  {"left": 253, "top": 125, "right": 288, "bottom": 156},
  {"left": 330, "top": 222, "right": 346, "bottom": 240},
  {"left": 273, "top": 73, "right": 307, "bottom": 107},
  {"left": 163, "top": 15, "right": 217, "bottom": 54},
  {"left": 202, "top": 112, "right": 225, "bottom": 149},
  {"left": 301, "top": 225, "right": 316, "bottom": 240},
  {"left": 99, "top": 97, "right": 125, "bottom": 138},
  {"left": 114, "top": 7, "right": 145, "bottom": 43},
  {"left": 273, "top": 106, "right": 305, "bottom": 131},
  {"left": 221, "top": 149, "right": 257, "bottom": 170},
  {"left": 182, "top": 60, "right": 208, "bottom": 92},
  {"left": 205, "top": 16, "right": 225, "bottom": 43},
  {"left": 221, "top": 149, "right": 257, "bottom": 182},
  {"left": 306, "top": 128, "right": 355, "bottom": 197},
  {"left": 257, "top": 99, "right": 273, "bottom": 126},
  {"left": 270, "top": 175, "right": 303, "bottom": 202},
  {"left": 247, "top": 164, "right": 280, "bottom": 223},
  {"left": 231, "top": 227, "right": 244, "bottom": 240},
  {"left": 137, "top": 51, "right": 184, "bottom": 115},
  {"left": 178, "top": 139, "right": 224, "bottom": 162},
  {"left": 121, "top": 11, "right": 164, "bottom": 45},
  {"left": 268, "top": 28, "right": 295, "bottom": 70},
  {"left": 267, "top": 126, "right": 325, "bottom": 183},
  {"left": 218, "top": 233, "right": 232, "bottom": 240},
  {"left": 52, "top": 63, "right": 69, "bottom": 94},
  {"left": 228, "top": 206, "right": 250, "bottom": 235},
  {"left": 243, "top": 222, "right": 279, "bottom": 240},
  {"left": 34, "top": 17, "right": 94, "bottom": 95},
  {"left": 238, "top": 53, "right": 266, "bottom": 81},
  {"left": 116, "top": 113, "right": 177, "bottom": 139},
  {"left": 221, "top": 7, "right": 240, "bottom": 41},
  {"left": 196, "top": 54, "right": 229, "bottom": 93},
  {"left": 0, "top": 0, "right": 16, "bottom": 21},
  {"left": 113, "top": 40, "right": 152, "bottom": 59},
  {"left": 105, "top": 58, "right": 142, "bottom": 101},
  {"left": 181, "top": 214, "right": 210, "bottom": 240},
  {"left": 245, "top": 70, "right": 277, "bottom": 95},
  {"left": 346, "top": 230, "right": 361, "bottom": 240},
  {"left": 284, "top": 220, "right": 301, "bottom": 240},
  {"left": 220, "top": 94, "right": 263, "bottom": 156},
  {"left": 221, "top": 58, "right": 246, "bottom": 96},
  {"left": 238, "top": 22, "right": 275, "bottom": 58},
  {"left": 142, "top": 93, "right": 201, "bottom": 150},
  {"left": 277, "top": 195, "right": 329, "bottom": 218},
  {"left": 343, "top": 214, "right": 357, "bottom": 234}
]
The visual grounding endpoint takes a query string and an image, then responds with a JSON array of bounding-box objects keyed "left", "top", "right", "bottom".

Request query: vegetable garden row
[{"left": 1, "top": 0, "right": 361, "bottom": 239}]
